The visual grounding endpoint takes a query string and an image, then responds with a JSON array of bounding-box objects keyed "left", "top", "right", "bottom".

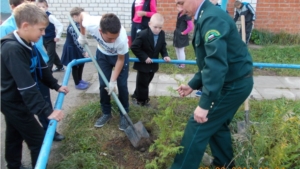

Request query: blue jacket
[{"left": 0, "top": 15, "right": 49, "bottom": 63}]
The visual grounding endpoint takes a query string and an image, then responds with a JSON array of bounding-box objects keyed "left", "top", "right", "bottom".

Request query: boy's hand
[
  {"left": 58, "top": 86, "right": 69, "bottom": 94},
  {"left": 177, "top": 84, "right": 193, "bottom": 97},
  {"left": 145, "top": 57, "right": 153, "bottom": 64},
  {"left": 54, "top": 38, "right": 60, "bottom": 42},
  {"left": 78, "top": 34, "right": 88, "bottom": 45},
  {"left": 83, "top": 52, "right": 89, "bottom": 58},
  {"left": 105, "top": 81, "right": 117, "bottom": 95},
  {"left": 164, "top": 56, "right": 171, "bottom": 62},
  {"left": 48, "top": 109, "right": 64, "bottom": 122}
]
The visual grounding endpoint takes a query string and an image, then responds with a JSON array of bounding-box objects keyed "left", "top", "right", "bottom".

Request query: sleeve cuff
[{"left": 199, "top": 94, "right": 213, "bottom": 110}]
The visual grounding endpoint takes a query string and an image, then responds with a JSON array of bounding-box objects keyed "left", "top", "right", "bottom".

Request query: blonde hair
[
  {"left": 70, "top": 7, "right": 84, "bottom": 17},
  {"left": 150, "top": 13, "right": 164, "bottom": 24},
  {"left": 13, "top": 3, "right": 48, "bottom": 28}
]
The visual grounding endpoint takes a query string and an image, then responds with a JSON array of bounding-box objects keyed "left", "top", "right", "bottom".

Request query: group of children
[{"left": 0, "top": 0, "right": 255, "bottom": 168}]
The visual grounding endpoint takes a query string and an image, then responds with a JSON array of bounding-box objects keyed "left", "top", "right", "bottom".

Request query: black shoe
[
  {"left": 52, "top": 67, "right": 64, "bottom": 72},
  {"left": 119, "top": 115, "right": 129, "bottom": 131},
  {"left": 132, "top": 98, "right": 150, "bottom": 107},
  {"left": 54, "top": 132, "right": 65, "bottom": 141},
  {"left": 94, "top": 114, "right": 112, "bottom": 128}
]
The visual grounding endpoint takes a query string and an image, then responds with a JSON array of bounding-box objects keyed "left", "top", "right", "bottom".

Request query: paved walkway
[{"left": 85, "top": 72, "right": 300, "bottom": 100}]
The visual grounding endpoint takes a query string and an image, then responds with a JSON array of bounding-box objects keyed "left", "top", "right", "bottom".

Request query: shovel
[
  {"left": 68, "top": 15, "right": 149, "bottom": 147},
  {"left": 237, "top": 15, "right": 251, "bottom": 134}
]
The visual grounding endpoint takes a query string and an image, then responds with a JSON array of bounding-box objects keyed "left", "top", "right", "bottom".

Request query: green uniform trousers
[{"left": 171, "top": 76, "right": 253, "bottom": 169}]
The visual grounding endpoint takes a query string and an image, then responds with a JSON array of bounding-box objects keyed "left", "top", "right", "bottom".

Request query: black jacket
[
  {"left": 131, "top": 0, "right": 152, "bottom": 29},
  {"left": 1, "top": 32, "right": 61, "bottom": 116},
  {"left": 131, "top": 28, "right": 169, "bottom": 73}
]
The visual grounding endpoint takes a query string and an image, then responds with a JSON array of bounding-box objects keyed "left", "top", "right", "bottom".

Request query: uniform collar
[{"left": 194, "top": 0, "right": 205, "bottom": 21}]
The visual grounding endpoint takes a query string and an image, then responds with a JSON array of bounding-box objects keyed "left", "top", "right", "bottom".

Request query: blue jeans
[{"left": 96, "top": 50, "right": 129, "bottom": 116}]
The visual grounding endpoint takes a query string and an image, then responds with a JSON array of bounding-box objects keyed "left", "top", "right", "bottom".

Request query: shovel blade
[
  {"left": 124, "top": 121, "right": 150, "bottom": 148},
  {"left": 237, "top": 121, "right": 246, "bottom": 134}
]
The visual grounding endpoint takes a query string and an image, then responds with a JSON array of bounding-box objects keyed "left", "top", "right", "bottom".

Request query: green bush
[{"left": 250, "top": 29, "right": 300, "bottom": 45}]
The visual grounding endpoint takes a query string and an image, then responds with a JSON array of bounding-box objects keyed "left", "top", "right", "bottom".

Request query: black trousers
[
  {"left": 72, "top": 64, "right": 84, "bottom": 85},
  {"left": 43, "top": 38, "right": 63, "bottom": 70},
  {"left": 133, "top": 71, "right": 155, "bottom": 102},
  {"left": 1, "top": 100, "right": 45, "bottom": 169}
]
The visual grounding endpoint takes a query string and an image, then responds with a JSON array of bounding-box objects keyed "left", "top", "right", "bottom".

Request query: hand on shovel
[{"left": 105, "top": 81, "right": 117, "bottom": 95}]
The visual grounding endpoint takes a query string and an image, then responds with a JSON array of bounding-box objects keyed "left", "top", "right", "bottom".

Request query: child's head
[
  {"left": 70, "top": 7, "right": 84, "bottom": 22},
  {"left": 9, "top": 0, "right": 24, "bottom": 10},
  {"left": 14, "top": 3, "right": 49, "bottom": 42},
  {"left": 234, "top": 1, "right": 242, "bottom": 9},
  {"left": 99, "top": 13, "right": 121, "bottom": 43},
  {"left": 148, "top": 13, "right": 164, "bottom": 35},
  {"left": 36, "top": 0, "right": 48, "bottom": 11},
  {"left": 210, "top": 0, "right": 219, "bottom": 5}
]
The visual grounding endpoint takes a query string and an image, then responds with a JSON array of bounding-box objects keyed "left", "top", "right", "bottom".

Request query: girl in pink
[
  {"left": 173, "top": 3, "right": 194, "bottom": 68},
  {"left": 131, "top": 0, "right": 157, "bottom": 43}
]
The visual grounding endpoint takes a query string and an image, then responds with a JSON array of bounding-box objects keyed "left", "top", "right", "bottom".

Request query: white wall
[{"left": 47, "top": 0, "right": 133, "bottom": 32}]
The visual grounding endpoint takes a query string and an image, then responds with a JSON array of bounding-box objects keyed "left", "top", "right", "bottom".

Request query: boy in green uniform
[{"left": 170, "top": 0, "right": 253, "bottom": 168}]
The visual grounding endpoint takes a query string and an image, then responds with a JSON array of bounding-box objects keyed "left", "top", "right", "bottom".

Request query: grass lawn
[{"left": 49, "top": 97, "right": 300, "bottom": 169}]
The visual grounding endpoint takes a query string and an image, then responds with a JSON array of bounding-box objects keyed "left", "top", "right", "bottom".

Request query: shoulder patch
[{"left": 204, "top": 30, "right": 221, "bottom": 43}]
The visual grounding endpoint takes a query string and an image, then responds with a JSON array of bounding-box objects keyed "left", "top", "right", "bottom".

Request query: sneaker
[
  {"left": 178, "top": 64, "right": 185, "bottom": 68},
  {"left": 54, "top": 132, "right": 65, "bottom": 141},
  {"left": 75, "top": 82, "right": 88, "bottom": 90},
  {"left": 80, "top": 80, "right": 90, "bottom": 85},
  {"left": 94, "top": 114, "right": 112, "bottom": 128},
  {"left": 195, "top": 90, "right": 202, "bottom": 97},
  {"left": 52, "top": 67, "right": 64, "bottom": 72},
  {"left": 119, "top": 115, "right": 129, "bottom": 131}
]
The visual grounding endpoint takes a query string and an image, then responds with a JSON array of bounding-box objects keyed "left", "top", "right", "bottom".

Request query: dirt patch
[
  {"left": 253, "top": 68, "right": 278, "bottom": 76},
  {"left": 103, "top": 129, "right": 157, "bottom": 169}
]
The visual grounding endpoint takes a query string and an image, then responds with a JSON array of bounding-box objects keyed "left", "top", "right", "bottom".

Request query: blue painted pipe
[
  {"left": 35, "top": 57, "right": 300, "bottom": 168},
  {"left": 35, "top": 58, "right": 90, "bottom": 169}
]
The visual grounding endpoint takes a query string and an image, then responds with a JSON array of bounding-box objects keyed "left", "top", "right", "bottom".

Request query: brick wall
[
  {"left": 254, "top": 0, "right": 300, "bottom": 34},
  {"left": 47, "top": 0, "right": 133, "bottom": 32},
  {"left": 47, "top": 0, "right": 298, "bottom": 35}
]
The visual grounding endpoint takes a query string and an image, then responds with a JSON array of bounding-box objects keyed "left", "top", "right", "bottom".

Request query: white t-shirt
[{"left": 82, "top": 15, "right": 128, "bottom": 56}]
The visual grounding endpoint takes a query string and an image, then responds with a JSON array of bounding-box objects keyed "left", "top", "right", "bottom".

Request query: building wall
[
  {"left": 47, "top": 0, "right": 298, "bottom": 35},
  {"left": 254, "top": 0, "right": 300, "bottom": 34}
]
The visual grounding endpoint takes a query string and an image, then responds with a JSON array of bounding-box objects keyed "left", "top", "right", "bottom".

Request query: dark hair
[
  {"left": 100, "top": 13, "right": 121, "bottom": 34},
  {"left": 37, "top": 0, "right": 48, "bottom": 7},
  {"left": 70, "top": 7, "right": 84, "bottom": 16},
  {"left": 9, "top": 0, "right": 24, "bottom": 6}
]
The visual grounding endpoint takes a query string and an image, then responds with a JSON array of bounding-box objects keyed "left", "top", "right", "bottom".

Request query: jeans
[{"left": 96, "top": 50, "right": 129, "bottom": 115}]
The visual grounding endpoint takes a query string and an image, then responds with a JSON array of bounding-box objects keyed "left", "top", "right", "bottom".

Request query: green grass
[
  {"left": 49, "top": 97, "right": 300, "bottom": 169},
  {"left": 129, "top": 45, "right": 300, "bottom": 76}
]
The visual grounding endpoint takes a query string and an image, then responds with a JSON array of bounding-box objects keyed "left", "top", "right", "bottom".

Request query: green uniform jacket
[{"left": 188, "top": 0, "right": 253, "bottom": 110}]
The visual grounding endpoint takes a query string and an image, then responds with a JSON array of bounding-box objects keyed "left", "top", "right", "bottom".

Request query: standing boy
[
  {"left": 1, "top": 3, "right": 69, "bottom": 168},
  {"left": 170, "top": 0, "right": 253, "bottom": 168},
  {"left": 37, "top": 0, "right": 64, "bottom": 72},
  {"left": 131, "top": 13, "right": 171, "bottom": 106},
  {"left": 78, "top": 12, "right": 130, "bottom": 131},
  {"left": 234, "top": 0, "right": 256, "bottom": 44},
  {"left": 0, "top": 0, "right": 65, "bottom": 141}
]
